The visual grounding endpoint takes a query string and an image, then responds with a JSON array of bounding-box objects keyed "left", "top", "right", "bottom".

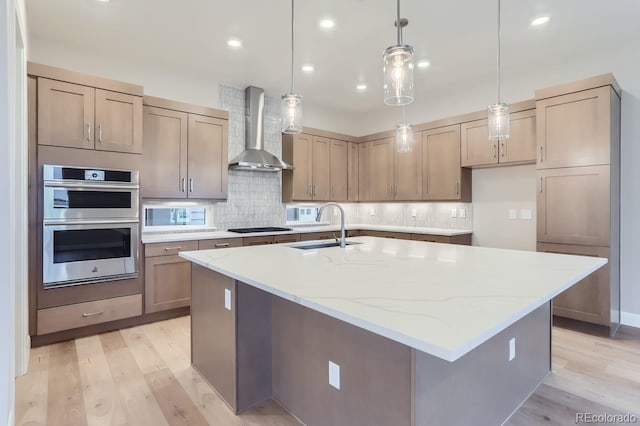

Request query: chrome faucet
[{"left": 316, "top": 202, "right": 346, "bottom": 248}]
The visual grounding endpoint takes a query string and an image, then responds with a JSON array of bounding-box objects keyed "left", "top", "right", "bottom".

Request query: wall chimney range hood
[{"left": 228, "top": 86, "right": 293, "bottom": 172}]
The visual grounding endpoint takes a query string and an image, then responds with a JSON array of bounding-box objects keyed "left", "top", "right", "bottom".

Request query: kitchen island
[{"left": 180, "top": 236, "right": 606, "bottom": 426}]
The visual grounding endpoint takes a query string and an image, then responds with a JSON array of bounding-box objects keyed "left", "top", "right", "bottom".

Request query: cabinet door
[
  {"left": 499, "top": 109, "right": 536, "bottom": 164},
  {"left": 38, "top": 78, "right": 95, "bottom": 150},
  {"left": 144, "top": 255, "right": 191, "bottom": 313},
  {"left": 537, "top": 166, "right": 610, "bottom": 246},
  {"left": 95, "top": 89, "right": 143, "bottom": 154},
  {"left": 369, "top": 138, "right": 394, "bottom": 200},
  {"left": 198, "top": 238, "right": 243, "bottom": 250},
  {"left": 394, "top": 133, "right": 422, "bottom": 200},
  {"left": 537, "top": 86, "right": 612, "bottom": 169},
  {"left": 330, "top": 139, "right": 348, "bottom": 201},
  {"left": 460, "top": 119, "right": 498, "bottom": 167},
  {"left": 142, "top": 106, "right": 188, "bottom": 198},
  {"left": 187, "top": 114, "right": 228, "bottom": 199},
  {"left": 358, "top": 142, "right": 371, "bottom": 201},
  {"left": 242, "top": 236, "right": 275, "bottom": 246},
  {"left": 312, "top": 136, "right": 331, "bottom": 200},
  {"left": 348, "top": 142, "right": 359, "bottom": 201},
  {"left": 273, "top": 234, "right": 301, "bottom": 244},
  {"left": 291, "top": 133, "right": 313, "bottom": 200},
  {"left": 423, "top": 125, "right": 462, "bottom": 200},
  {"left": 537, "top": 243, "right": 610, "bottom": 326}
]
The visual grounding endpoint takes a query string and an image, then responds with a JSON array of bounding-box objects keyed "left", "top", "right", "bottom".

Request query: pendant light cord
[
  {"left": 290, "top": 0, "right": 295, "bottom": 94},
  {"left": 396, "top": 0, "right": 402, "bottom": 45},
  {"left": 496, "top": 0, "right": 501, "bottom": 103}
]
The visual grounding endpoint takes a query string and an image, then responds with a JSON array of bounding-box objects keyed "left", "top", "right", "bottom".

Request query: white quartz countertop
[
  {"left": 142, "top": 224, "right": 472, "bottom": 243},
  {"left": 180, "top": 236, "right": 606, "bottom": 362}
]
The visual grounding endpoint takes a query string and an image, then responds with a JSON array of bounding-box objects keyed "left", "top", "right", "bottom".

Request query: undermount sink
[{"left": 288, "top": 240, "right": 361, "bottom": 250}]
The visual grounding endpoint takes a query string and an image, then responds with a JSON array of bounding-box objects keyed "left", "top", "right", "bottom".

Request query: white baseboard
[{"left": 621, "top": 311, "right": 640, "bottom": 328}]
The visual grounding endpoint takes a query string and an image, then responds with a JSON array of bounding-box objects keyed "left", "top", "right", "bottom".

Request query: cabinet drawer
[
  {"left": 363, "top": 230, "right": 409, "bottom": 239},
  {"left": 145, "top": 240, "right": 199, "bottom": 257},
  {"left": 243, "top": 235, "right": 275, "bottom": 246},
  {"left": 410, "top": 234, "right": 450, "bottom": 243},
  {"left": 198, "top": 238, "right": 242, "bottom": 250},
  {"left": 300, "top": 231, "right": 338, "bottom": 241},
  {"left": 37, "top": 294, "right": 142, "bottom": 335},
  {"left": 273, "top": 234, "right": 301, "bottom": 244}
]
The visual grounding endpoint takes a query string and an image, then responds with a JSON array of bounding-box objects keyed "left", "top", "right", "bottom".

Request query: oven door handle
[
  {"left": 43, "top": 219, "right": 139, "bottom": 226},
  {"left": 44, "top": 182, "right": 139, "bottom": 190}
]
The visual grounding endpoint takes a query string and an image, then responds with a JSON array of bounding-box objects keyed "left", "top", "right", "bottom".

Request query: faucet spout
[{"left": 316, "top": 202, "right": 346, "bottom": 248}]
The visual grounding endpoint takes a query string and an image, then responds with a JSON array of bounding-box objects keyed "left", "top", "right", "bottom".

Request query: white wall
[{"left": 471, "top": 165, "right": 536, "bottom": 251}]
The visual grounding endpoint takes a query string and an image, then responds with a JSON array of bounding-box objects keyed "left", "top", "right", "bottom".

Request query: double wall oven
[{"left": 42, "top": 165, "right": 140, "bottom": 288}]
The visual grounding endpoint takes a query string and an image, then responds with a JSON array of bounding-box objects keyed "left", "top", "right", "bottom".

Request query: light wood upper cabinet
[
  {"left": 348, "top": 142, "right": 359, "bottom": 201},
  {"left": 369, "top": 138, "right": 394, "bottom": 200},
  {"left": 358, "top": 142, "right": 371, "bottom": 201},
  {"left": 330, "top": 139, "right": 348, "bottom": 201},
  {"left": 537, "top": 86, "right": 613, "bottom": 169},
  {"left": 499, "top": 109, "right": 536, "bottom": 164},
  {"left": 141, "top": 106, "right": 188, "bottom": 198},
  {"left": 188, "top": 114, "right": 228, "bottom": 199},
  {"left": 537, "top": 165, "right": 610, "bottom": 246},
  {"left": 422, "top": 125, "right": 467, "bottom": 201},
  {"left": 290, "top": 133, "right": 313, "bottom": 200},
  {"left": 38, "top": 78, "right": 95, "bottom": 150},
  {"left": 312, "top": 136, "right": 331, "bottom": 200},
  {"left": 461, "top": 119, "right": 497, "bottom": 167},
  {"left": 38, "top": 78, "right": 143, "bottom": 154},
  {"left": 94, "top": 89, "right": 143, "bottom": 154},
  {"left": 142, "top": 104, "right": 228, "bottom": 200},
  {"left": 394, "top": 133, "right": 422, "bottom": 200}
]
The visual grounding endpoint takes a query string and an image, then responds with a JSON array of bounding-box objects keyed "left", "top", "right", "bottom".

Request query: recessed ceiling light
[
  {"left": 96, "top": 0, "right": 110, "bottom": 3},
  {"left": 301, "top": 64, "right": 314, "bottom": 73},
  {"left": 319, "top": 18, "right": 336, "bottom": 30},
  {"left": 226, "top": 38, "right": 242, "bottom": 49},
  {"left": 530, "top": 16, "right": 551, "bottom": 27},
  {"left": 417, "top": 60, "right": 431, "bottom": 69},
  {"left": 356, "top": 83, "right": 367, "bottom": 91}
]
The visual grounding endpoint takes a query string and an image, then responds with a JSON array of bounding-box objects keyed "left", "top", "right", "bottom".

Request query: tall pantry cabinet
[{"left": 535, "top": 74, "right": 621, "bottom": 332}]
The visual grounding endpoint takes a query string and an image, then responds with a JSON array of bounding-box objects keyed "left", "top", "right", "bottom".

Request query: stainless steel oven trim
[
  {"left": 43, "top": 221, "right": 139, "bottom": 286},
  {"left": 43, "top": 164, "right": 140, "bottom": 185},
  {"left": 44, "top": 185, "right": 139, "bottom": 221}
]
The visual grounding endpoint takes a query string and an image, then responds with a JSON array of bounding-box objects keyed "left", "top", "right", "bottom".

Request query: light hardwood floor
[{"left": 16, "top": 316, "right": 640, "bottom": 425}]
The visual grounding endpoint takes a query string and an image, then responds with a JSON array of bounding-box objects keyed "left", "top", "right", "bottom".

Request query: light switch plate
[
  {"left": 329, "top": 361, "right": 340, "bottom": 389},
  {"left": 451, "top": 208, "right": 457, "bottom": 218},
  {"left": 458, "top": 208, "right": 466, "bottom": 218},
  {"left": 411, "top": 208, "right": 417, "bottom": 218},
  {"left": 224, "top": 288, "right": 231, "bottom": 311},
  {"left": 519, "top": 209, "right": 532, "bottom": 220},
  {"left": 369, "top": 208, "right": 375, "bottom": 216},
  {"left": 509, "top": 338, "right": 516, "bottom": 361},
  {"left": 508, "top": 209, "right": 517, "bottom": 220}
]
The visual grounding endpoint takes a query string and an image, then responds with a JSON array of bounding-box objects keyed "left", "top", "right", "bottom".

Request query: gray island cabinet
[{"left": 181, "top": 236, "right": 605, "bottom": 426}]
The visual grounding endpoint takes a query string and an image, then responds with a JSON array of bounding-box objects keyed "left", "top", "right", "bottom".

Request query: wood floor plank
[
  {"left": 15, "top": 345, "right": 50, "bottom": 426},
  {"left": 144, "top": 368, "right": 209, "bottom": 426},
  {"left": 46, "top": 340, "right": 87, "bottom": 426},
  {"left": 99, "top": 331, "right": 169, "bottom": 426},
  {"left": 75, "top": 335, "right": 127, "bottom": 426}
]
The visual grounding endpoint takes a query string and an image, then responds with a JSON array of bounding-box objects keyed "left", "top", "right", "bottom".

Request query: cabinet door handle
[
  {"left": 82, "top": 311, "right": 103, "bottom": 318},
  {"left": 214, "top": 242, "right": 230, "bottom": 248},
  {"left": 493, "top": 144, "right": 497, "bottom": 158},
  {"left": 539, "top": 146, "right": 544, "bottom": 162},
  {"left": 87, "top": 123, "right": 92, "bottom": 142},
  {"left": 181, "top": 178, "right": 186, "bottom": 192},
  {"left": 189, "top": 178, "right": 194, "bottom": 193},
  {"left": 312, "top": 184, "right": 316, "bottom": 197},
  {"left": 456, "top": 181, "right": 459, "bottom": 195},
  {"left": 308, "top": 184, "right": 312, "bottom": 196},
  {"left": 501, "top": 142, "right": 505, "bottom": 157},
  {"left": 98, "top": 124, "right": 103, "bottom": 143},
  {"left": 164, "top": 246, "right": 182, "bottom": 251},
  {"left": 539, "top": 177, "right": 543, "bottom": 193}
]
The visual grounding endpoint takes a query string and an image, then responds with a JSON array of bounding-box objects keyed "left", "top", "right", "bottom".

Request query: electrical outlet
[
  {"left": 369, "top": 208, "right": 375, "bottom": 216},
  {"left": 509, "top": 338, "right": 516, "bottom": 361},
  {"left": 411, "top": 208, "right": 417, "bottom": 218},
  {"left": 458, "top": 208, "right": 466, "bottom": 218},
  {"left": 451, "top": 208, "right": 457, "bottom": 218},
  {"left": 508, "top": 209, "right": 517, "bottom": 220},
  {"left": 224, "top": 289, "right": 231, "bottom": 311},
  {"left": 519, "top": 209, "right": 532, "bottom": 220},
  {"left": 329, "top": 361, "right": 340, "bottom": 389}
]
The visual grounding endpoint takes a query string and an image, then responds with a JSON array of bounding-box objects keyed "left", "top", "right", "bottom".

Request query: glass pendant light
[
  {"left": 488, "top": 0, "right": 509, "bottom": 140},
  {"left": 281, "top": 0, "right": 302, "bottom": 134},
  {"left": 396, "top": 106, "right": 413, "bottom": 152},
  {"left": 383, "top": 0, "right": 414, "bottom": 106}
]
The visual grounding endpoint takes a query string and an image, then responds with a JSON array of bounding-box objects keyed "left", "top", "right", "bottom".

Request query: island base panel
[{"left": 414, "top": 303, "right": 551, "bottom": 426}]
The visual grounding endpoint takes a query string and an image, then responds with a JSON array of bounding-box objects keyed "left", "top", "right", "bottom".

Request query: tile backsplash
[{"left": 211, "top": 84, "right": 472, "bottom": 232}]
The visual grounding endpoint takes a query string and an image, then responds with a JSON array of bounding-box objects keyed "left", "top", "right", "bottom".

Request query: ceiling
[{"left": 26, "top": 0, "right": 640, "bottom": 114}]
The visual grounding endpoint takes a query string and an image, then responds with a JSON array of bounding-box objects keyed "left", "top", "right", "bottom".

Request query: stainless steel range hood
[{"left": 229, "top": 86, "right": 293, "bottom": 172}]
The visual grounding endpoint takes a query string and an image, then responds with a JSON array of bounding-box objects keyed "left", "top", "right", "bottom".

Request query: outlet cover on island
[
  {"left": 369, "top": 208, "right": 375, "bottom": 216},
  {"left": 519, "top": 209, "right": 533, "bottom": 220},
  {"left": 508, "top": 209, "right": 517, "bottom": 220},
  {"left": 451, "top": 208, "right": 457, "bottom": 218},
  {"left": 411, "top": 208, "right": 417, "bottom": 218},
  {"left": 224, "top": 289, "right": 231, "bottom": 311},
  {"left": 509, "top": 338, "right": 516, "bottom": 361},
  {"left": 458, "top": 208, "right": 466, "bottom": 218},
  {"left": 329, "top": 361, "right": 340, "bottom": 389}
]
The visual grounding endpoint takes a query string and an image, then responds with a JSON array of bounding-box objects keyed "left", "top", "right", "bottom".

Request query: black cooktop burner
[{"left": 227, "top": 227, "right": 292, "bottom": 234}]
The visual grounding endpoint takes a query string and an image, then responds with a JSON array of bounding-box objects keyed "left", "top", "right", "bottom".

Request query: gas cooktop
[{"left": 227, "top": 227, "right": 292, "bottom": 234}]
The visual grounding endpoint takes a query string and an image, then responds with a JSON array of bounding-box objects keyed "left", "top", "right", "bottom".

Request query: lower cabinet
[
  {"left": 360, "top": 230, "right": 409, "bottom": 239},
  {"left": 144, "top": 254, "right": 192, "bottom": 314},
  {"left": 410, "top": 233, "right": 472, "bottom": 245},
  {"left": 300, "top": 231, "right": 340, "bottom": 241},
  {"left": 274, "top": 234, "right": 300, "bottom": 244}
]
